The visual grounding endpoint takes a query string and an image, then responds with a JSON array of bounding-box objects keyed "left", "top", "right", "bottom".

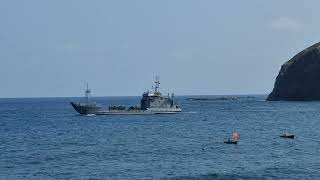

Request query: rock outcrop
[{"left": 267, "top": 42, "right": 320, "bottom": 101}]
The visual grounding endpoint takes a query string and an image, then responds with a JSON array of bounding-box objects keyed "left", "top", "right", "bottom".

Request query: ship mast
[
  {"left": 85, "top": 83, "right": 91, "bottom": 104},
  {"left": 154, "top": 76, "right": 160, "bottom": 95}
]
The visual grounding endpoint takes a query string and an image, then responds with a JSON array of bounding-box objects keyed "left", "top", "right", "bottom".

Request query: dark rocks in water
[
  {"left": 186, "top": 96, "right": 257, "bottom": 101},
  {"left": 186, "top": 97, "right": 238, "bottom": 101},
  {"left": 187, "top": 95, "right": 259, "bottom": 101},
  {"left": 267, "top": 42, "right": 320, "bottom": 101}
]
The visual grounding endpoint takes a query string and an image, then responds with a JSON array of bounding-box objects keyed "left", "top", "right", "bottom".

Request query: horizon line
[{"left": 0, "top": 93, "right": 268, "bottom": 99}]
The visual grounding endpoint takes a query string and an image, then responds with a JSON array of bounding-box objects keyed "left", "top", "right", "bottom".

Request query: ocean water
[{"left": 1, "top": 95, "right": 320, "bottom": 180}]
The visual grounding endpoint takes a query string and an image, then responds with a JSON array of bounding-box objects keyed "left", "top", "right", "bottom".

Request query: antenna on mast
[
  {"left": 85, "top": 83, "right": 91, "bottom": 104},
  {"left": 155, "top": 75, "right": 160, "bottom": 93}
]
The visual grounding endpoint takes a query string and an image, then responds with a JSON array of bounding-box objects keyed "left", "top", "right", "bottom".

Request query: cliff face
[{"left": 267, "top": 42, "right": 320, "bottom": 101}]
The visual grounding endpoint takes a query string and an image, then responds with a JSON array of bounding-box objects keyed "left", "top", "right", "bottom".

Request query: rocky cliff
[{"left": 267, "top": 42, "right": 320, "bottom": 101}]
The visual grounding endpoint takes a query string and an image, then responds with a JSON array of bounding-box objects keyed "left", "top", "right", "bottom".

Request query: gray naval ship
[{"left": 70, "top": 77, "right": 182, "bottom": 115}]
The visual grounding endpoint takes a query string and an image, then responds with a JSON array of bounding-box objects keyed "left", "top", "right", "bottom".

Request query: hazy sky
[{"left": 1, "top": 1, "right": 320, "bottom": 97}]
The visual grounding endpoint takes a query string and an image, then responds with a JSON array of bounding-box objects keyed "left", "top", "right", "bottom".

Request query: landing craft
[{"left": 70, "top": 77, "right": 182, "bottom": 115}]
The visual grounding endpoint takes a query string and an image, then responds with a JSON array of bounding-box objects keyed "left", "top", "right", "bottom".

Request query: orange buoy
[{"left": 233, "top": 132, "right": 238, "bottom": 140}]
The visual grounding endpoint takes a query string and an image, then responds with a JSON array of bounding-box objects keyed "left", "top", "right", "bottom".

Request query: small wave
[
  {"left": 162, "top": 173, "right": 266, "bottom": 180},
  {"left": 26, "top": 161, "right": 42, "bottom": 165},
  {"left": 181, "top": 111, "right": 197, "bottom": 114}
]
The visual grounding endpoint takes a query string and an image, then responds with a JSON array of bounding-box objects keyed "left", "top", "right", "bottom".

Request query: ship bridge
[{"left": 140, "top": 76, "right": 178, "bottom": 110}]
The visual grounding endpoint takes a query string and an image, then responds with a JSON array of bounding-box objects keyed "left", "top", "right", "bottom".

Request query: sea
[{"left": 1, "top": 95, "right": 320, "bottom": 180}]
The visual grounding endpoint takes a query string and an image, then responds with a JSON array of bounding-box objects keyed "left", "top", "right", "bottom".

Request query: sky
[{"left": 1, "top": 0, "right": 320, "bottom": 97}]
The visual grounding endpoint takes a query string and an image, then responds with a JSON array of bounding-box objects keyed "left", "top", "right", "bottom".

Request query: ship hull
[{"left": 70, "top": 102, "right": 181, "bottom": 115}]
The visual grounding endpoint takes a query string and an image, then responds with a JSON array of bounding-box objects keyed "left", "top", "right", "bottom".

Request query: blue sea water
[{"left": 1, "top": 95, "right": 320, "bottom": 180}]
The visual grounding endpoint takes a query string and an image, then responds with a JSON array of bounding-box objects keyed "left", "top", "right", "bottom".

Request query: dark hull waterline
[
  {"left": 70, "top": 102, "right": 181, "bottom": 115},
  {"left": 224, "top": 141, "right": 238, "bottom": 144}
]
